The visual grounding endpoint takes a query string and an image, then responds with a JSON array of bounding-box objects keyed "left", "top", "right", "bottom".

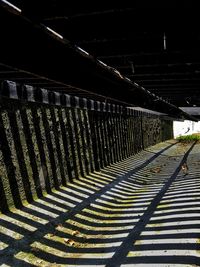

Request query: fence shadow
[{"left": 0, "top": 141, "right": 199, "bottom": 266}]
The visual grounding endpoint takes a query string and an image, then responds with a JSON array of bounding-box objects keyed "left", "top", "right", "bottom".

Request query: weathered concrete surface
[{"left": 0, "top": 140, "right": 199, "bottom": 266}]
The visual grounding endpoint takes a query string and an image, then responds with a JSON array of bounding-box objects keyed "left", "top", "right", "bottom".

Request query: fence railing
[{"left": 0, "top": 80, "right": 173, "bottom": 212}]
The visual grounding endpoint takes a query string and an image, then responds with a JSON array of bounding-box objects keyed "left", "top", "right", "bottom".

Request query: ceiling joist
[{"left": 1, "top": 1, "right": 200, "bottom": 118}]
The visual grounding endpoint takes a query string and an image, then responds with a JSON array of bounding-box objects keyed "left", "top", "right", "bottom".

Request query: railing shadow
[{"left": 0, "top": 141, "right": 199, "bottom": 266}]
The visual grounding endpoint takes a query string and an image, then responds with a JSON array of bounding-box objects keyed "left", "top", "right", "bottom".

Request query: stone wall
[{"left": 0, "top": 95, "right": 173, "bottom": 213}]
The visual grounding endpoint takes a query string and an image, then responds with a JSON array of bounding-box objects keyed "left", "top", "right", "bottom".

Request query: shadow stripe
[
  {"left": 0, "top": 141, "right": 176, "bottom": 264},
  {"left": 106, "top": 141, "right": 196, "bottom": 267}
]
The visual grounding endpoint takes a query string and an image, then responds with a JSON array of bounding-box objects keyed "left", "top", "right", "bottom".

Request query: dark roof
[{"left": 0, "top": 1, "right": 199, "bottom": 120}]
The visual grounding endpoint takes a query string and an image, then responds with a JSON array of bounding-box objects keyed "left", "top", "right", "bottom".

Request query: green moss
[
  {"left": 128, "top": 251, "right": 141, "bottom": 257},
  {"left": 157, "top": 204, "right": 170, "bottom": 209},
  {"left": 177, "top": 134, "right": 200, "bottom": 142},
  {"left": 14, "top": 251, "right": 52, "bottom": 266}
]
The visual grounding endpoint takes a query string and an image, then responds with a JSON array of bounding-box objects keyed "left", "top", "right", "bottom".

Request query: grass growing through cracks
[{"left": 176, "top": 134, "right": 200, "bottom": 142}]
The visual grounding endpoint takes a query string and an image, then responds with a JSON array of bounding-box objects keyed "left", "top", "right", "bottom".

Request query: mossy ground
[{"left": 176, "top": 133, "right": 200, "bottom": 142}]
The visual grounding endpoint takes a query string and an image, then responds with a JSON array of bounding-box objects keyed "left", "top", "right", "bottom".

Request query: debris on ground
[
  {"left": 64, "top": 238, "right": 75, "bottom": 246},
  {"left": 150, "top": 166, "right": 162, "bottom": 173},
  {"left": 72, "top": 230, "right": 80, "bottom": 236},
  {"left": 181, "top": 162, "right": 189, "bottom": 174}
]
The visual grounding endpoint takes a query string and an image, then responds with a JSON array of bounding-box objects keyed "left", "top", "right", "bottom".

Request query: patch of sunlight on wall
[{"left": 173, "top": 120, "right": 200, "bottom": 138}]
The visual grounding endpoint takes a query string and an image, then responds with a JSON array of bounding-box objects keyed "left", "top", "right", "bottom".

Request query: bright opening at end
[{"left": 173, "top": 120, "right": 200, "bottom": 138}]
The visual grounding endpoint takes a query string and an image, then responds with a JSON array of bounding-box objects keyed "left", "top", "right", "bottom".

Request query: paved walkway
[{"left": 0, "top": 140, "right": 200, "bottom": 266}]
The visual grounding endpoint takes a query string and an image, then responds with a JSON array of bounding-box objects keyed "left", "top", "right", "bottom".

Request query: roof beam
[
  {"left": 127, "top": 72, "right": 200, "bottom": 79},
  {"left": 42, "top": 8, "right": 136, "bottom": 20},
  {"left": 98, "top": 52, "right": 200, "bottom": 67},
  {"left": 136, "top": 78, "right": 200, "bottom": 83},
  {"left": 141, "top": 84, "right": 200, "bottom": 88},
  {"left": 76, "top": 34, "right": 161, "bottom": 45},
  {"left": 0, "top": 4, "right": 198, "bottom": 121},
  {"left": 116, "top": 62, "right": 200, "bottom": 68}
]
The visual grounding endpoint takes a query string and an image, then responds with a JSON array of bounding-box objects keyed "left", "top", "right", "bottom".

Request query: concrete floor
[{"left": 0, "top": 140, "right": 200, "bottom": 267}]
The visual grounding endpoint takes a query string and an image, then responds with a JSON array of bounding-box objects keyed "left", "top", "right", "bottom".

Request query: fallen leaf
[
  {"left": 49, "top": 233, "right": 55, "bottom": 237},
  {"left": 64, "top": 238, "right": 75, "bottom": 246},
  {"left": 56, "top": 223, "right": 63, "bottom": 228},
  {"left": 150, "top": 167, "right": 161, "bottom": 173},
  {"left": 72, "top": 230, "right": 80, "bottom": 236},
  {"left": 31, "top": 247, "right": 40, "bottom": 252}
]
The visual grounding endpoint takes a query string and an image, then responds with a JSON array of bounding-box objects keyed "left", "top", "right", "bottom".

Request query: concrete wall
[
  {"left": 173, "top": 120, "right": 200, "bottom": 138},
  {"left": 0, "top": 96, "right": 173, "bottom": 213}
]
